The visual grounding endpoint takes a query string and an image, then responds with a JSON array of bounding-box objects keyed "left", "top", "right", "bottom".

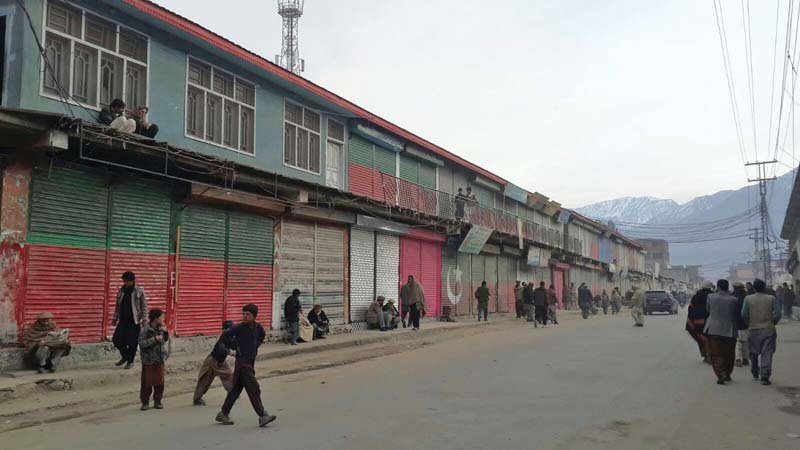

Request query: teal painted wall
[{"left": 7, "top": 0, "right": 334, "bottom": 186}]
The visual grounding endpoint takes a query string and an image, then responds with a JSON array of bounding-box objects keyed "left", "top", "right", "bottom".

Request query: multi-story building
[
  {"left": 0, "top": 0, "right": 646, "bottom": 345},
  {"left": 637, "top": 238, "right": 670, "bottom": 275}
]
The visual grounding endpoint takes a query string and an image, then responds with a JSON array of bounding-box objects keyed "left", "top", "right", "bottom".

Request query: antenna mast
[{"left": 275, "top": 0, "right": 305, "bottom": 74}]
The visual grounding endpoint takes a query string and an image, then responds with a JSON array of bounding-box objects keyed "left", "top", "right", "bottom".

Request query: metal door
[
  {"left": 470, "top": 254, "right": 485, "bottom": 316},
  {"left": 419, "top": 240, "right": 441, "bottom": 317},
  {"left": 226, "top": 211, "right": 274, "bottom": 326},
  {"left": 455, "top": 251, "right": 471, "bottom": 316},
  {"left": 326, "top": 140, "right": 342, "bottom": 189},
  {"left": 315, "top": 224, "right": 346, "bottom": 324},
  {"left": 485, "top": 255, "right": 498, "bottom": 313},
  {"left": 279, "top": 221, "right": 315, "bottom": 320},
  {"left": 375, "top": 233, "right": 400, "bottom": 306},
  {"left": 349, "top": 228, "right": 375, "bottom": 322}
]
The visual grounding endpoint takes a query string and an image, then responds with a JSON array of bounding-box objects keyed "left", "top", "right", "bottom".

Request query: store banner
[
  {"left": 458, "top": 226, "right": 493, "bottom": 254},
  {"left": 527, "top": 247, "right": 541, "bottom": 267}
]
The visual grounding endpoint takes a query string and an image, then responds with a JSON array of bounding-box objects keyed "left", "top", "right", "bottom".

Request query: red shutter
[{"left": 419, "top": 241, "right": 441, "bottom": 317}]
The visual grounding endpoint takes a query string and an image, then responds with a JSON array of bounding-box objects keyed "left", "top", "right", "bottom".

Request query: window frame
[
  {"left": 282, "top": 98, "right": 322, "bottom": 175},
  {"left": 324, "top": 117, "right": 346, "bottom": 188},
  {"left": 39, "top": 0, "right": 150, "bottom": 112},
  {"left": 184, "top": 55, "right": 257, "bottom": 157}
]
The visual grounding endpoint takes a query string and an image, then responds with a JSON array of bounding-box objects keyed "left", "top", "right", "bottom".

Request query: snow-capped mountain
[{"left": 573, "top": 171, "right": 795, "bottom": 278}]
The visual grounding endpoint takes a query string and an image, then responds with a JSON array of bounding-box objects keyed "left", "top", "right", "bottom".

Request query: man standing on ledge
[{"left": 216, "top": 304, "right": 276, "bottom": 427}]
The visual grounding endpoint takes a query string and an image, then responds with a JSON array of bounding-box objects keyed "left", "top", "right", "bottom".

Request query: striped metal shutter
[
  {"left": 348, "top": 136, "right": 373, "bottom": 198},
  {"left": 226, "top": 211, "right": 274, "bottom": 326},
  {"left": 177, "top": 204, "right": 227, "bottom": 336},
  {"left": 25, "top": 167, "right": 110, "bottom": 343},
  {"left": 375, "top": 233, "right": 400, "bottom": 305},
  {"left": 456, "top": 251, "right": 472, "bottom": 316},
  {"left": 419, "top": 241, "right": 441, "bottom": 317},
  {"left": 470, "top": 254, "right": 485, "bottom": 315},
  {"left": 485, "top": 255, "right": 498, "bottom": 313},
  {"left": 349, "top": 228, "right": 375, "bottom": 323},
  {"left": 440, "top": 240, "right": 458, "bottom": 315},
  {"left": 399, "top": 154, "right": 419, "bottom": 182},
  {"left": 418, "top": 162, "right": 436, "bottom": 189},
  {"left": 472, "top": 184, "right": 494, "bottom": 208},
  {"left": 374, "top": 146, "right": 397, "bottom": 203},
  {"left": 399, "top": 237, "right": 421, "bottom": 314},
  {"left": 315, "top": 225, "right": 346, "bottom": 324},
  {"left": 374, "top": 146, "right": 396, "bottom": 175},
  {"left": 106, "top": 179, "right": 172, "bottom": 336},
  {"left": 279, "top": 221, "right": 315, "bottom": 320}
]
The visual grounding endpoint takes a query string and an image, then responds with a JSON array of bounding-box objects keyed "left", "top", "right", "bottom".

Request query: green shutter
[
  {"left": 28, "top": 167, "right": 109, "bottom": 249},
  {"left": 399, "top": 154, "right": 418, "bottom": 182},
  {"left": 109, "top": 180, "right": 172, "bottom": 253},
  {"left": 227, "top": 211, "right": 274, "bottom": 265},
  {"left": 419, "top": 162, "right": 436, "bottom": 189},
  {"left": 374, "top": 146, "right": 396, "bottom": 175},
  {"left": 180, "top": 204, "right": 227, "bottom": 260},
  {"left": 472, "top": 184, "right": 494, "bottom": 208},
  {"left": 349, "top": 136, "right": 373, "bottom": 167}
]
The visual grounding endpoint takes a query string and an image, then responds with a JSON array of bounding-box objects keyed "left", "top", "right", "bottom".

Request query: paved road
[{"left": 5, "top": 311, "right": 800, "bottom": 450}]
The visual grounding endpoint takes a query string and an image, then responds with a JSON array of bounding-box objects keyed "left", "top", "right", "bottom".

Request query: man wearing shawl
[{"left": 23, "top": 312, "right": 70, "bottom": 373}]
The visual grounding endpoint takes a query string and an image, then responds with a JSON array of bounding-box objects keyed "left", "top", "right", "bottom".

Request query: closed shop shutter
[
  {"left": 399, "top": 237, "right": 421, "bottom": 314},
  {"left": 348, "top": 136, "right": 374, "bottom": 198},
  {"left": 456, "top": 251, "right": 472, "bottom": 316},
  {"left": 106, "top": 179, "right": 172, "bottom": 336},
  {"left": 419, "top": 241, "right": 441, "bottom": 317},
  {"left": 485, "top": 255, "right": 498, "bottom": 313},
  {"left": 471, "top": 184, "right": 494, "bottom": 208},
  {"left": 498, "top": 257, "right": 510, "bottom": 313},
  {"left": 226, "top": 211, "right": 274, "bottom": 326},
  {"left": 177, "top": 204, "right": 227, "bottom": 336},
  {"left": 314, "top": 225, "right": 346, "bottom": 324},
  {"left": 280, "top": 221, "right": 315, "bottom": 318},
  {"left": 418, "top": 162, "right": 437, "bottom": 215},
  {"left": 349, "top": 228, "right": 375, "bottom": 323},
  {"left": 25, "top": 167, "right": 109, "bottom": 343},
  {"left": 398, "top": 153, "right": 419, "bottom": 210},
  {"left": 440, "top": 240, "right": 458, "bottom": 316},
  {"left": 374, "top": 146, "right": 397, "bottom": 202},
  {"left": 470, "top": 254, "right": 485, "bottom": 315},
  {"left": 375, "top": 233, "right": 400, "bottom": 306}
]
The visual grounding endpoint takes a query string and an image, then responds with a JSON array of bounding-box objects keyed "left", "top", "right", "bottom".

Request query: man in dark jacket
[
  {"left": 99, "top": 98, "right": 137, "bottom": 133},
  {"left": 139, "top": 309, "right": 168, "bottom": 410},
  {"left": 687, "top": 282, "right": 713, "bottom": 363},
  {"left": 307, "top": 304, "right": 330, "bottom": 339},
  {"left": 523, "top": 282, "right": 535, "bottom": 322},
  {"left": 216, "top": 304, "right": 276, "bottom": 427},
  {"left": 112, "top": 271, "right": 147, "bottom": 369},
  {"left": 731, "top": 282, "right": 750, "bottom": 367},
  {"left": 578, "top": 283, "right": 593, "bottom": 319},
  {"left": 193, "top": 320, "right": 236, "bottom": 406},
  {"left": 284, "top": 289, "right": 302, "bottom": 345},
  {"left": 704, "top": 280, "right": 739, "bottom": 385},
  {"left": 475, "top": 281, "right": 490, "bottom": 322},
  {"left": 533, "top": 282, "right": 549, "bottom": 327}
]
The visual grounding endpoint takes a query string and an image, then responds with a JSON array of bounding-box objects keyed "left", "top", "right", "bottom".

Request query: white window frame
[
  {"left": 325, "top": 117, "right": 346, "bottom": 188},
  {"left": 282, "top": 98, "right": 322, "bottom": 175},
  {"left": 39, "top": 0, "right": 150, "bottom": 112},
  {"left": 183, "top": 55, "right": 257, "bottom": 156}
]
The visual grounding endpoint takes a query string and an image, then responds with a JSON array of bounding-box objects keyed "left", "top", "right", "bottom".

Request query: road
[{"left": 5, "top": 310, "right": 800, "bottom": 450}]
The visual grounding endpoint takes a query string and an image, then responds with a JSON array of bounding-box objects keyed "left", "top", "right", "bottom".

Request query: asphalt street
[{"left": 5, "top": 310, "right": 800, "bottom": 450}]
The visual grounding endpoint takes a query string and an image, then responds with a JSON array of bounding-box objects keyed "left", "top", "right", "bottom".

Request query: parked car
[{"left": 644, "top": 290, "right": 679, "bottom": 315}]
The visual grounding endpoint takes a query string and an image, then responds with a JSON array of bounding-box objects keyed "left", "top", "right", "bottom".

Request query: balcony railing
[{"left": 378, "top": 172, "right": 567, "bottom": 250}]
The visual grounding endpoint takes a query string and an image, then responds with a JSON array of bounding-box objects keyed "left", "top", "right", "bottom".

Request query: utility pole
[
  {"left": 746, "top": 160, "right": 777, "bottom": 286},
  {"left": 749, "top": 227, "right": 761, "bottom": 279}
]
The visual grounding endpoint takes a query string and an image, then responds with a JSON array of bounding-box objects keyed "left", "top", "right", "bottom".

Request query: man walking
[
  {"left": 216, "top": 304, "right": 276, "bottom": 427},
  {"left": 284, "top": 289, "right": 302, "bottom": 345},
  {"left": 731, "top": 282, "right": 750, "bottom": 367},
  {"left": 523, "top": 281, "right": 535, "bottom": 322},
  {"left": 533, "top": 282, "right": 549, "bottom": 327},
  {"left": 547, "top": 284, "right": 559, "bottom": 325},
  {"left": 193, "top": 320, "right": 235, "bottom": 406},
  {"left": 578, "top": 283, "right": 593, "bottom": 319},
  {"left": 601, "top": 290, "right": 610, "bottom": 315},
  {"left": 782, "top": 282, "right": 795, "bottom": 320},
  {"left": 513, "top": 281, "right": 524, "bottom": 319},
  {"left": 112, "top": 271, "right": 147, "bottom": 369},
  {"left": 475, "top": 281, "right": 490, "bottom": 322},
  {"left": 139, "top": 309, "right": 169, "bottom": 410},
  {"left": 704, "top": 280, "right": 739, "bottom": 385},
  {"left": 742, "top": 279, "right": 781, "bottom": 385},
  {"left": 611, "top": 287, "right": 622, "bottom": 314},
  {"left": 400, "top": 275, "right": 426, "bottom": 330},
  {"left": 630, "top": 286, "right": 645, "bottom": 327}
]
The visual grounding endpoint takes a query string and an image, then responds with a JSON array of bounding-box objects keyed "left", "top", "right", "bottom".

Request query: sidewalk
[{"left": 1, "top": 311, "right": 582, "bottom": 432}]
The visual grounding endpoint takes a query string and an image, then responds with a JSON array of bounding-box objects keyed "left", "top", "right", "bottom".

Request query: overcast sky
[{"left": 158, "top": 0, "right": 797, "bottom": 207}]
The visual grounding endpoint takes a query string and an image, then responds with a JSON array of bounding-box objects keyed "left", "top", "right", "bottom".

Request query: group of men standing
[
  {"left": 688, "top": 279, "right": 782, "bottom": 386},
  {"left": 513, "top": 281, "right": 559, "bottom": 327}
]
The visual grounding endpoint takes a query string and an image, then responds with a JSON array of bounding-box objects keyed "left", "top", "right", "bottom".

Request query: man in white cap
[{"left": 23, "top": 312, "right": 70, "bottom": 373}]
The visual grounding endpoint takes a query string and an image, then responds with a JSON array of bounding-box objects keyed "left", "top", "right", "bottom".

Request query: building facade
[{"left": 0, "top": 0, "right": 648, "bottom": 345}]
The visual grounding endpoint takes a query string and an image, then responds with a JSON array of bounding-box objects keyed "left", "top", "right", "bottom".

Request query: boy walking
[
  {"left": 193, "top": 320, "right": 236, "bottom": 406},
  {"left": 139, "top": 309, "right": 168, "bottom": 410},
  {"left": 215, "top": 304, "right": 277, "bottom": 427}
]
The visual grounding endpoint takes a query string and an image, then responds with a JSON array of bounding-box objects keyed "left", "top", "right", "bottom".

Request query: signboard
[
  {"left": 527, "top": 247, "right": 541, "bottom": 267},
  {"left": 557, "top": 210, "right": 571, "bottom": 224},
  {"left": 458, "top": 225, "right": 493, "bottom": 254}
]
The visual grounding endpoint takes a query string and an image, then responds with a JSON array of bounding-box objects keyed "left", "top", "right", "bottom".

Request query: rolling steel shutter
[
  {"left": 470, "top": 254, "right": 485, "bottom": 315},
  {"left": 375, "top": 233, "right": 400, "bottom": 305},
  {"left": 314, "top": 224, "right": 346, "bottom": 324},
  {"left": 176, "top": 204, "right": 226, "bottom": 336},
  {"left": 456, "top": 251, "right": 472, "bottom": 316},
  {"left": 374, "top": 146, "right": 397, "bottom": 203},
  {"left": 349, "top": 228, "right": 375, "bottom": 323},
  {"left": 106, "top": 179, "right": 172, "bottom": 337},
  {"left": 25, "top": 167, "right": 109, "bottom": 343},
  {"left": 419, "top": 241, "right": 441, "bottom": 317},
  {"left": 485, "top": 255, "right": 498, "bottom": 313},
  {"left": 226, "top": 211, "right": 274, "bottom": 326},
  {"left": 348, "top": 136, "right": 373, "bottom": 198},
  {"left": 279, "top": 221, "right": 315, "bottom": 317},
  {"left": 440, "top": 240, "right": 458, "bottom": 315},
  {"left": 399, "top": 237, "right": 421, "bottom": 314}
]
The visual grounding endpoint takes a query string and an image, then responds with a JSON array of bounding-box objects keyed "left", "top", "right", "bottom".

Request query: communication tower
[{"left": 275, "top": 0, "right": 305, "bottom": 75}]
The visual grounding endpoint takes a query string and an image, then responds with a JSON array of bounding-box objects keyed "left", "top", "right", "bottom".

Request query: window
[
  {"left": 185, "top": 57, "right": 256, "bottom": 155},
  {"left": 41, "top": 0, "right": 148, "bottom": 110},
  {"left": 284, "top": 101, "right": 321, "bottom": 173},
  {"left": 325, "top": 119, "right": 345, "bottom": 188}
]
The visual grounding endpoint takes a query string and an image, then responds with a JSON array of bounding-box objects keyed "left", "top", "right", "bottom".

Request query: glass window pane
[
  {"left": 309, "top": 132, "right": 320, "bottom": 173},
  {"left": 303, "top": 109, "right": 320, "bottom": 132},
  {"left": 223, "top": 100, "right": 239, "bottom": 148},
  {"left": 186, "top": 86, "right": 204, "bottom": 137},
  {"left": 43, "top": 34, "right": 70, "bottom": 96},
  {"left": 47, "top": 1, "right": 81, "bottom": 38},
  {"left": 297, "top": 128, "right": 309, "bottom": 170},
  {"left": 235, "top": 80, "right": 255, "bottom": 106},
  {"left": 99, "top": 53, "right": 124, "bottom": 107},
  {"left": 188, "top": 59, "right": 211, "bottom": 88},
  {"left": 328, "top": 120, "right": 344, "bottom": 141},
  {"left": 239, "top": 107, "right": 255, "bottom": 154},
  {"left": 285, "top": 102, "right": 302, "bottom": 125},
  {"left": 85, "top": 14, "right": 117, "bottom": 51},
  {"left": 125, "top": 61, "right": 147, "bottom": 109},
  {"left": 206, "top": 93, "right": 223, "bottom": 144},
  {"left": 72, "top": 43, "right": 98, "bottom": 105},
  {"left": 284, "top": 123, "right": 296, "bottom": 165},
  {"left": 213, "top": 71, "right": 234, "bottom": 97},
  {"left": 119, "top": 29, "right": 148, "bottom": 63}
]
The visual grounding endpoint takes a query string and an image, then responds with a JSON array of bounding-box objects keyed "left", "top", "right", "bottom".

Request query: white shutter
[{"left": 350, "top": 228, "right": 375, "bottom": 322}]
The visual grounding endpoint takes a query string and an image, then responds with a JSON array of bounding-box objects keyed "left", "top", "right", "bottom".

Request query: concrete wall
[{"left": 0, "top": 158, "right": 31, "bottom": 344}]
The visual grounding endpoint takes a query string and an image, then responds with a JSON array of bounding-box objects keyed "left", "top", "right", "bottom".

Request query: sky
[{"left": 157, "top": 0, "right": 799, "bottom": 207}]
